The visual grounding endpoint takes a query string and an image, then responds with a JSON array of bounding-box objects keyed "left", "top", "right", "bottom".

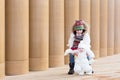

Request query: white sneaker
[
  {"left": 78, "top": 72, "right": 84, "bottom": 76},
  {"left": 86, "top": 72, "right": 92, "bottom": 75}
]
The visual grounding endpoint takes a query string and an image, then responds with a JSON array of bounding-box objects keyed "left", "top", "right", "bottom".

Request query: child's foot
[
  {"left": 92, "top": 70, "right": 94, "bottom": 73},
  {"left": 86, "top": 72, "right": 92, "bottom": 75},
  {"left": 68, "top": 69, "right": 74, "bottom": 75},
  {"left": 85, "top": 70, "right": 94, "bottom": 74},
  {"left": 78, "top": 72, "right": 84, "bottom": 76}
]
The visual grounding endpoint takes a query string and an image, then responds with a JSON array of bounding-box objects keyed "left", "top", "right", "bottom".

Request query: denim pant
[{"left": 69, "top": 54, "right": 74, "bottom": 63}]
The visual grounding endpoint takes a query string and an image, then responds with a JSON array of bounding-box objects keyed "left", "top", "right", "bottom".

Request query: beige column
[
  {"left": 79, "top": 0, "right": 91, "bottom": 33},
  {"left": 49, "top": 0, "right": 64, "bottom": 67},
  {"left": 5, "top": 0, "right": 29, "bottom": 75},
  {"left": 107, "top": 0, "right": 114, "bottom": 56},
  {"left": 29, "top": 0, "right": 49, "bottom": 70},
  {"left": 100, "top": 0, "right": 108, "bottom": 57},
  {"left": 64, "top": 0, "right": 79, "bottom": 64},
  {"left": 0, "top": 0, "right": 5, "bottom": 78},
  {"left": 114, "top": 0, "right": 120, "bottom": 54},
  {"left": 90, "top": 0, "right": 100, "bottom": 58}
]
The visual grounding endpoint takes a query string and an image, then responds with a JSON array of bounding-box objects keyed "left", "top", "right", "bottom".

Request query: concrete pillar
[
  {"left": 90, "top": 0, "right": 100, "bottom": 58},
  {"left": 0, "top": 0, "right": 5, "bottom": 78},
  {"left": 5, "top": 0, "right": 29, "bottom": 75},
  {"left": 107, "top": 0, "right": 114, "bottom": 56},
  {"left": 29, "top": 0, "right": 49, "bottom": 70},
  {"left": 100, "top": 0, "right": 108, "bottom": 57},
  {"left": 114, "top": 0, "right": 120, "bottom": 54},
  {"left": 49, "top": 0, "right": 64, "bottom": 67},
  {"left": 79, "top": 0, "right": 91, "bottom": 33},
  {"left": 64, "top": 0, "right": 79, "bottom": 64}
]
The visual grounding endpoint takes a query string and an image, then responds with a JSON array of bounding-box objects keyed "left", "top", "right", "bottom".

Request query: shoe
[
  {"left": 68, "top": 63, "right": 74, "bottom": 75},
  {"left": 84, "top": 70, "right": 94, "bottom": 74},
  {"left": 78, "top": 71, "right": 84, "bottom": 76},
  {"left": 86, "top": 72, "right": 92, "bottom": 75},
  {"left": 68, "top": 69, "right": 74, "bottom": 75},
  {"left": 92, "top": 70, "right": 94, "bottom": 73}
]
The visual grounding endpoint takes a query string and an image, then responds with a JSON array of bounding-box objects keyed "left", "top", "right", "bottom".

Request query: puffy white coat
[
  {"left": 74, "top": 50, "right": 93, "bottom": 75},
  {"left": 67, "top": 32, "right": 95, "bottom": 58},
  {"left": 67, "top": 33, "right": 90, "bottom": 48}
]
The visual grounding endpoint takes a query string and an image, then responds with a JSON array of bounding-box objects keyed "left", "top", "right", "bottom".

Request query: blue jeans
[{"left": 69, "top": 54, "right": 74, "bottom": 63}]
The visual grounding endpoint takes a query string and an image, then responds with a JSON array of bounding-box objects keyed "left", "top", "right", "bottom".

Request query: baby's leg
[
  {"left": 83, "top": 64, "right": 92, "bottom": 75},
  {"left": 74, "top": 63, "right": 84, "bottom": 75}
]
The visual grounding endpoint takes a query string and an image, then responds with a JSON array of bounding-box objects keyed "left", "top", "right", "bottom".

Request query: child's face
[
  {"left": 76, "top": 30, "right": 83, "bottom": 34},
  {"left": 78, "top": 48, "right": 85, "bottom": 52}
]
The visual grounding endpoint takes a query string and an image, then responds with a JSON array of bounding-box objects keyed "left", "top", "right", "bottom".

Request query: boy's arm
[
  {"left": 64, "top": 49, "right": 73, "bottom": 56},
  {"left": 73, "top": 50, "right": 79, "bottom": 56},
  {"left": 67, "top": 33, "right": 74, "bottom": 48},
  {"left": 64, "top": 49, "right": 79, "bottom": 56}
]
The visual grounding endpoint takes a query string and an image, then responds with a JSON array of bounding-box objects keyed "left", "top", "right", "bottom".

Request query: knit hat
[
  {"left": 73, "top": 20, "right": 84, "bottom": 31},
  {"left": 73, "top": 25, "right": 84, "bottom": 31}
]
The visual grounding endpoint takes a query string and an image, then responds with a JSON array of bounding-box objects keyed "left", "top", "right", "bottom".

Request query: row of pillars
[{"left": 0, "top": 0, "right": 120, "bottom": 78}]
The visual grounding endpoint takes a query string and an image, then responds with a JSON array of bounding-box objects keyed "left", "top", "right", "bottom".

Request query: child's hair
[{"left": 72, "top": 28, "right": 86, "bottom": 35}]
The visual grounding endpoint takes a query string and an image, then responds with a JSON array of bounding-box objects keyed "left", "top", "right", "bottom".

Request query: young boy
[{"left": 66, "top": 20, "right": 94, "bottom": 75}]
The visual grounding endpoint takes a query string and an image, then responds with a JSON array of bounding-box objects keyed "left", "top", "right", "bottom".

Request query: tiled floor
[{"left": 3, "top": 54, "right": 120, "bottom": 80}]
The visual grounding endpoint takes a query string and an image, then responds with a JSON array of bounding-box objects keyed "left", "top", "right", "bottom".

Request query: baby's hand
[{"left": 73, "top": 50, "right": 79, "bottom": 53}]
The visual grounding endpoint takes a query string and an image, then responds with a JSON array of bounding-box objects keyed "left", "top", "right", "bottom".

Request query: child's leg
[
  {"left": 68, "top": 54, "right": 75, "bottom": 74},
  {"left": 83, "top": 64, "right": 92, "bottom": 75},
  {"left": 87, "top": 55, "right": 94, "bottom": 73},
  {"left": 74, "top": 63, "right": 84, "bottom": 75},
  {"left": 69, "top": 53, "right": 75, "bottom": 63}
]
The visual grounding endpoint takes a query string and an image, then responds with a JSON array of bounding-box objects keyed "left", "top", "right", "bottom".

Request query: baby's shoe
[
  {"left": 86, "top": 72, "right": 92, "bottom": 75},
  {"left": 78, "top": 71, "right": 84, "bottom": 76}
]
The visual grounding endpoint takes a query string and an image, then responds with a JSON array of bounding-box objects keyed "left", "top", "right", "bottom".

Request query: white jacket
[
  {"left": 67, "top": 32, "right": 95, "bottom": 58},
  {"left": 74, "top": 50, "right": 93, "bottom": 75},
  {"left": 75, "top": 50, "right": 89, "bottom": 64},
  {"left": 67, "top": 32, "right": 91, "bottom": 48}
]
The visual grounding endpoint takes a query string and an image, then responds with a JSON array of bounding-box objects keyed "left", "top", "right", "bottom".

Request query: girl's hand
[{"left": 74, "top": 53, "right": 78, "bottom": 56}]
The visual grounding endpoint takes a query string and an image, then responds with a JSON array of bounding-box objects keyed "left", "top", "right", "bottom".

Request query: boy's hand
[
  {"left": 74, "top": 53, "right": 78, "bottom": 56},
  {"left": 73, "top": 50, "right": 78, "bottom": 53},
  {"left": 64, "top": 49, "right": 73, "bottom": 56}
]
